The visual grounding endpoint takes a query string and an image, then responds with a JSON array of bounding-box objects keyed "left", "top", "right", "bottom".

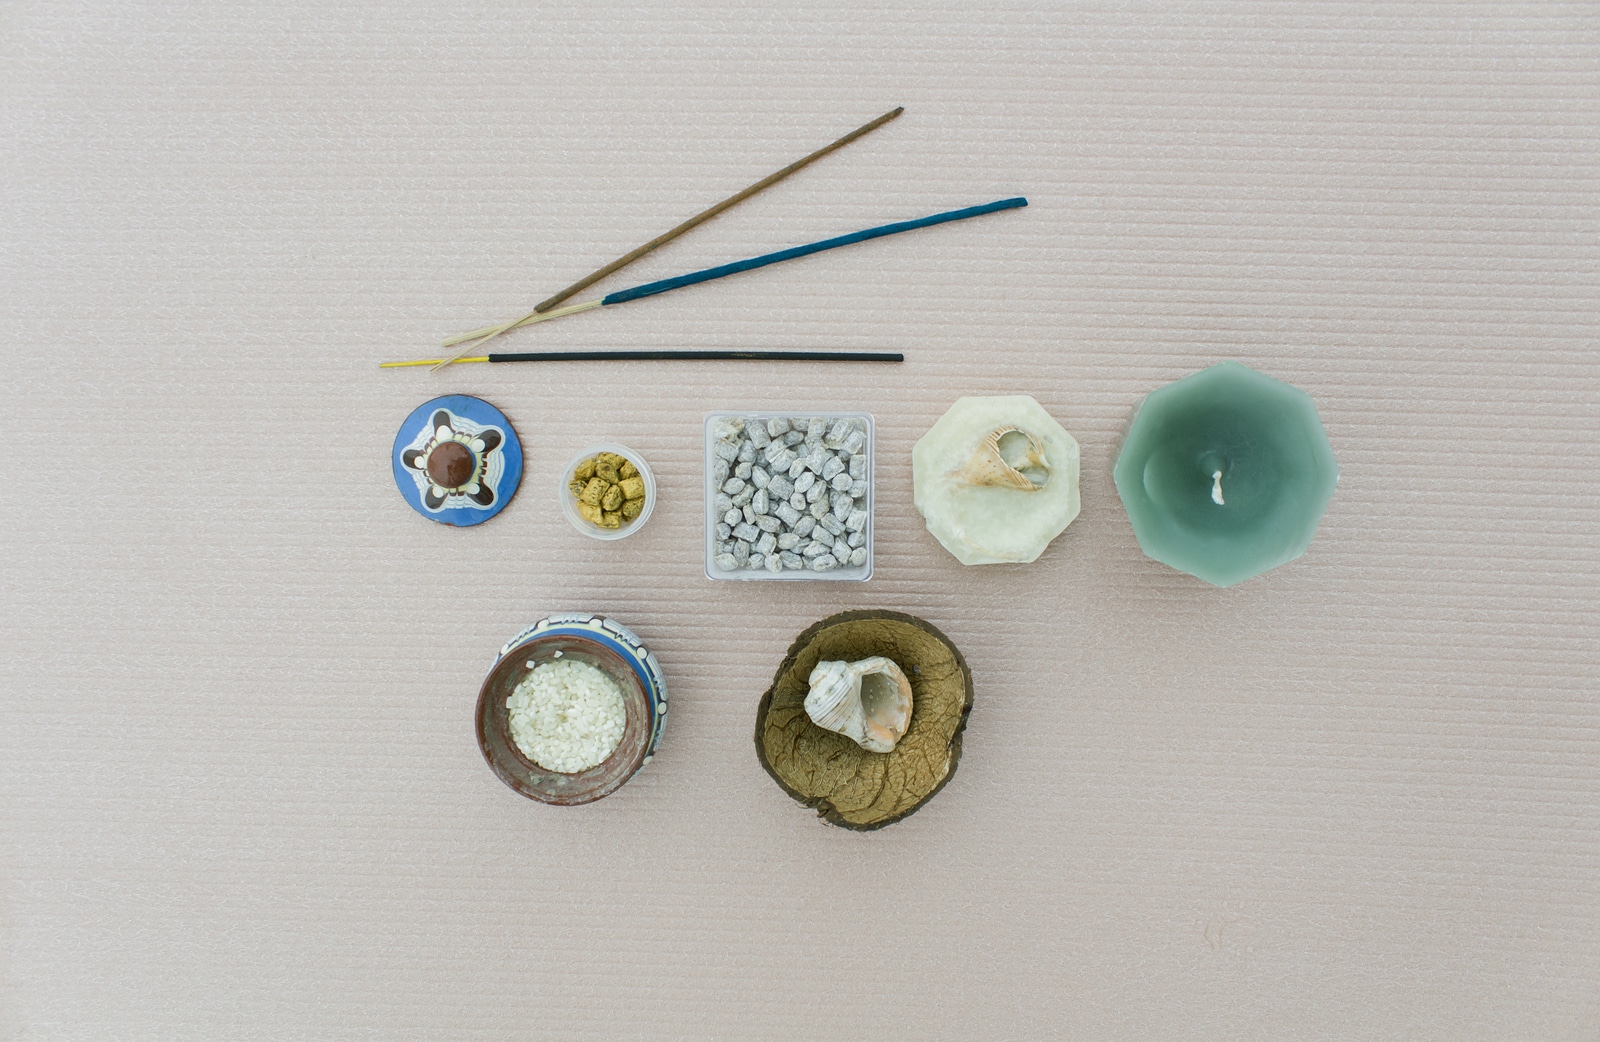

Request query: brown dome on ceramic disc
[
  {"left": 427, "top": 441, "right": 476, "bottom": 489},
  {"left": 755, "top": 610, "right": 974, "bottom": 830}
]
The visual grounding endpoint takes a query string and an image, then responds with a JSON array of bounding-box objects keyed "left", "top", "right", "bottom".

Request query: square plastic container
[{"left": 705, "top": 411, "right": 873, "bottom": 581}]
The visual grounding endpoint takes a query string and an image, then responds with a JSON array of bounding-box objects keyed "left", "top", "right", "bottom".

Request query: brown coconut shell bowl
[{"left": 755, "top": 610, "right": 974, "bottom": 830}]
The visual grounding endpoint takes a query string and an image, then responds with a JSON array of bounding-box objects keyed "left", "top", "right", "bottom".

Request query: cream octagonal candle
[
  {"left": 1114, "top": 361, "right": 1338, "bottom": 587},
  {"left": 913, "top": 395, "right": 1081, "bottom": 565}
]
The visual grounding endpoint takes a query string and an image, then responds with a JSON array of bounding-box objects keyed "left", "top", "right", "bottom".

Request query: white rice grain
[{"left": 505, "top": 658, "right": 627, "bottom": 773}]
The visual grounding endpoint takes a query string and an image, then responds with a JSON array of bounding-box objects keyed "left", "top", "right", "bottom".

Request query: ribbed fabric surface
[{"left": 2, "top": 3, "right": 1597, "bottom": 1039}]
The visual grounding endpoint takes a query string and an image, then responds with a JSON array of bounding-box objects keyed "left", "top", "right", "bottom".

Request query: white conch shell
[
  {"left": 949, "top": 426, "right": 1050, "bottom": 491},
  {"left": 804, "top": 657, "right": 914, "bottom": 753}
]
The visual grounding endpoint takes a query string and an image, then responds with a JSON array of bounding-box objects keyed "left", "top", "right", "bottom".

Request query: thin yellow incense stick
[
  {"left": 381, "top": 356, "right": 490, "bottom": 368},
  {"left": 431, "top": 107, "right": 903, "bottom": 370}
]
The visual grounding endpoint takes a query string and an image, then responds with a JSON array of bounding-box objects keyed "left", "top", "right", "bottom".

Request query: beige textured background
[{"left": 3, "top": 2, "right": 1598, "bottom": 1039}]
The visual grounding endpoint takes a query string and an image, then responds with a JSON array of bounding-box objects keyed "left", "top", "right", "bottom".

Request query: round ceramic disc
[{"left": 392, "top": 395, "right": 522, "bottom": 526}]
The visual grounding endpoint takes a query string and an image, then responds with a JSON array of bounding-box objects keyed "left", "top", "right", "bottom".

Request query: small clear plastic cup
[{"left": 560, "top": 443, "right": 656, "bottom": 540}]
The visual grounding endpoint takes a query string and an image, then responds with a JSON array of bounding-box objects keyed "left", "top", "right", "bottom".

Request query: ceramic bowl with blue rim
[
  {"left": 475, "top": 614, "right": 667, "bottom": 806},
  {"left": 392, "top": 394, "right": 522, "bottom": 526}
]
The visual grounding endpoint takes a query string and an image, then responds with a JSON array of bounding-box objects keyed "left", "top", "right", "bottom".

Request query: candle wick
[{"left": 1211, "top": 470, "right": 1225, "bottom": 506}]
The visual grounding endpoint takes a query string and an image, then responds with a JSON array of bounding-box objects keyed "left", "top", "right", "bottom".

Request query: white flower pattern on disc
[{"left": 400, "top": 409, "right": 505, "bottom": 511}]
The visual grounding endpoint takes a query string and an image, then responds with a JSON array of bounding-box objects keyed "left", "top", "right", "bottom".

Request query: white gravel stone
[{"left": 710, "top": 414, "right": 872, "bottom": 576}]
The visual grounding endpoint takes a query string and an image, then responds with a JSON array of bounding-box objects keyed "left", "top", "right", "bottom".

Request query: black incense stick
[{"left": 382, "top": 349, "right": 903, "bottom": 369}]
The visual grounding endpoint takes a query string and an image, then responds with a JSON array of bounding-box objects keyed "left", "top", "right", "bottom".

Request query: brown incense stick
[{"left": 530, "top": 106, "right": 903, "bottom": 315}]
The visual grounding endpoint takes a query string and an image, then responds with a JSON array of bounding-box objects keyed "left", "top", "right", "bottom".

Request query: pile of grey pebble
[{"left": 710, "top": 415, "right": 870, "bottom": 574}]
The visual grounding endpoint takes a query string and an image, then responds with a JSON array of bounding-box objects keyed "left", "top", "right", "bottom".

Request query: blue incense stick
[{"left": 601, "top": 197, "right": 1027, "bottom": 304}]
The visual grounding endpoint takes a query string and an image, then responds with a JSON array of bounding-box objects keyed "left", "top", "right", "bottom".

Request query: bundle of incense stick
[
  {"left": 383, "top": 196, "right": 1024, "bottom": 369},
  {"left": 380, "top": 108, "right": 1029, "bottom": 371}
]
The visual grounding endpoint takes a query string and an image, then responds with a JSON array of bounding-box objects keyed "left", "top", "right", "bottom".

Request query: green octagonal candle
[{"left": 1114, "top": 361, "right": 1338, "bottom": 587}]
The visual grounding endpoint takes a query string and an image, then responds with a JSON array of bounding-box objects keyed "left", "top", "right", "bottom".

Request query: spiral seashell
[
  {"left": 804, "top": 657, "right": 914, "bottom": 753},
  {"left": 949, "top": 426, "right": 1050, "bottom": 491}
]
